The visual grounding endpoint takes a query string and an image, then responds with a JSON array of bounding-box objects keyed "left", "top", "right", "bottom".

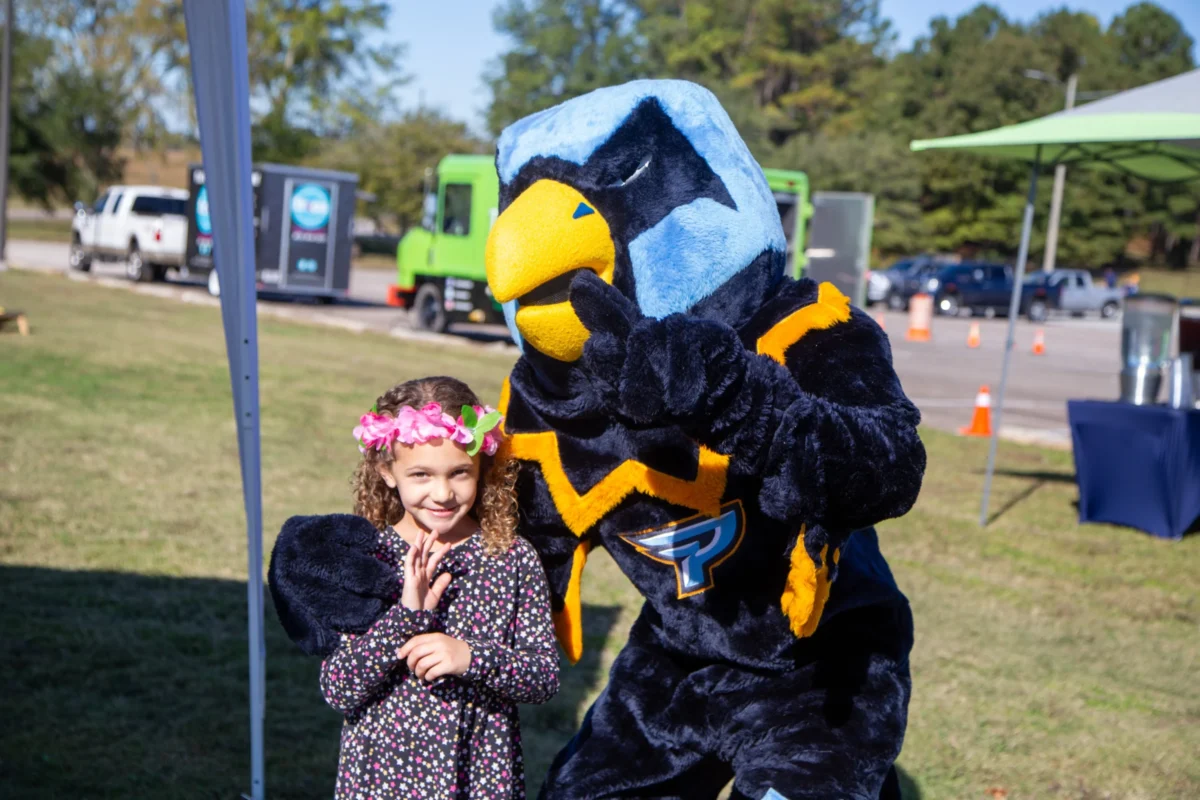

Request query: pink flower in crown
[
  {"left": 393, "top": 404, "right": 445, "bottom": 445},
  {"left": 353, "top": 411, "right": 401, "bottom": 452}
]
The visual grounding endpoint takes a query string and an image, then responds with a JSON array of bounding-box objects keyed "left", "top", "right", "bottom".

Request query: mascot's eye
[{"left": 612, "top": 155, "right": 651, "bottom": 188}]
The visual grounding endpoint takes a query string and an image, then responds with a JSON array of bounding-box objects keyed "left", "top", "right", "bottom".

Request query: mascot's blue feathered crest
[{"left": 489, "top": 80, "right": 787, "bottom": 354}]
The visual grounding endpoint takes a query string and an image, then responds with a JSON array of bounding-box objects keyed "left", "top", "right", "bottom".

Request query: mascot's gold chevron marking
[
  {"left": 757, "top": 282, "right": 852, "bottom": 365},
  {"left": 495, "top": 379, "right": 730, "bottom": 537},
  {"left": 781, "top": 535, "right": 840, "bottom": 638},
  {"left": 555, "top": 538, "right": 593, "bottom": 665}
]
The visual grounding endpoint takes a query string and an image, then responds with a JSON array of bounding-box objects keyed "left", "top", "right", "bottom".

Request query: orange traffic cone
[
  {"left": 906, "top": 294, "right": 933, "bottom": 342},
  {"left": 960, "top": 386, "right": 993, "bottom": 437},
  {"left": 967, "top": 322, "right": 981, "bottom": 349},
  {"left": 1032, "top": 328, "right": 1046, "bottom": 356},
  {"left": 875, "top": 312, "right": 886, "bottom": 332}
]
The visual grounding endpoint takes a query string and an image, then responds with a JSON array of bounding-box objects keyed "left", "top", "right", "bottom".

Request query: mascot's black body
[{"left": 270, "top": 80, "right": 925, "bottom": 800}]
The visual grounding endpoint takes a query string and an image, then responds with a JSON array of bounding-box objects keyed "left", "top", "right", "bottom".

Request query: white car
[
  {"left": 69, "top": 186, "right": 190, "bottom": 282},
  {"left": 866, "top": 269, "right": 893, "bottom": 305}
]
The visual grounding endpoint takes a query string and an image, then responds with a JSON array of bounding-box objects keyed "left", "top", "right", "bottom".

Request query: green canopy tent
[{"left": 910, "top": 68, "right": 1200, "bottom": 527}]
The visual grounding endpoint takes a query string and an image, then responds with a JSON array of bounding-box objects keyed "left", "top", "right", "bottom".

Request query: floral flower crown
[{"left": 353, "top": 402, "right": 504, "bottom": 457}]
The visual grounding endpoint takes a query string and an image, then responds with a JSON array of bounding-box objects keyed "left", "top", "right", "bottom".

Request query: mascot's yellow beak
[{"left": 486, "top": 179, "right": 616, "bottom": 362}]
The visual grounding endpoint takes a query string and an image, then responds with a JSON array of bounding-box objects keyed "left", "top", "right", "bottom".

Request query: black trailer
[{"left": 186, "top": 162, "right": 358, "bottom": 301}]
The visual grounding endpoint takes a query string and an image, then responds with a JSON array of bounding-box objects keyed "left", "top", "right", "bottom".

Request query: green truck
[{"left": 389, "top": 155, "right": 811, "bottom": 333}]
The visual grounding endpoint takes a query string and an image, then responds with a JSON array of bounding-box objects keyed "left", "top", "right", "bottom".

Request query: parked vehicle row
[
  {"left": 69, "top": 164, "right": 361, "bottom": 303},
  {"left": 867, "top": 255, "right": 1125, "bottom": 321}
]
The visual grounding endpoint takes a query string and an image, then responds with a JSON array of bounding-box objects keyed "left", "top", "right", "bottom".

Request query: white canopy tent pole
[
  {"left": 979, "top": 146, "right": 1043, "bottom": 527},
  {"left": 181, "top": 3, "right": 265, "bottom": 798}
]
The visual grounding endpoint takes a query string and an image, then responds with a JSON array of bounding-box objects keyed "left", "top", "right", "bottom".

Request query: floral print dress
[{"left": 320, "top": 527, "right": 560, "bottom": 799}]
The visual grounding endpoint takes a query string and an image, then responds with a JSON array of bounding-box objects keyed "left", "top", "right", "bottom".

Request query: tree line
[{"left": 7, "top": 0, "right": 1199, "bottom": 267}]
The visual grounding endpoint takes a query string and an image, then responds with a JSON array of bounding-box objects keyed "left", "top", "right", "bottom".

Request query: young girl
[{"left": 319, "top": 376, "right": 559, "bottom": 800}]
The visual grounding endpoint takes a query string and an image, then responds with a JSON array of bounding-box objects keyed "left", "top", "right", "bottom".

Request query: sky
[{"left": 385, "top": 0, "right": 1200, "bottom": 135}]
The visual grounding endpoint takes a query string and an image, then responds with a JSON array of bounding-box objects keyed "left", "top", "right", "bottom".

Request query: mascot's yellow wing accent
[
  {"left": 496, "top": 380, "right": 729, "bottom": 537},
  {"left": 781, "top": 534, "right": 839, "bottom": 638},
  {"left": 756, "top": 282, "right": 852, "bottom": 365},
  {"left": 495, "top": 379, "right": 729, "bottom": 657},
  {"left": 554, "top": 538, "right": 592, "bottom": 665}
]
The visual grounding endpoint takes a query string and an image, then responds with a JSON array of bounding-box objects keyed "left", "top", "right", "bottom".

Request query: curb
[{"left": 24, "top": 262, "right": 521, "bottom": 357}]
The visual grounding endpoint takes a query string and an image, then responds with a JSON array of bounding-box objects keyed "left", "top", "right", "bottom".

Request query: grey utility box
[{"left": 804, "top": 191, "right": 875, "bottom": 308}]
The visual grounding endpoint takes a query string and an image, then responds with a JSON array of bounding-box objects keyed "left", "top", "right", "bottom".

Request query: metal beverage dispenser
[{"left": 1120, "top": 293, "right": 1178, "bottom": 404}]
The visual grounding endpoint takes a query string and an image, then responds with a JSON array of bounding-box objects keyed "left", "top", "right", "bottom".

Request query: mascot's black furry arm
[{"left": 269, "top": 80, "right": 925, "bottom": 800}]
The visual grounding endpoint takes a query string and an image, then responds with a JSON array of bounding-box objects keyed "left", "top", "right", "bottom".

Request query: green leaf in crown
[{"left": 461, "top": 405, "right": 502, "bottom": 457}]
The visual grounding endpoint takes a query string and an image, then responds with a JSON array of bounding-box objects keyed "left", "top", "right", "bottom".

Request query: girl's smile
[{"left": 378, "top": 438, "right": 481, "bottom": 543}]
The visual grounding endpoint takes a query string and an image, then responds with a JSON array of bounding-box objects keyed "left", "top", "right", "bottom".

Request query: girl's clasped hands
[{"left": 396, "top": 528, "right": 472, "bottom": 683}]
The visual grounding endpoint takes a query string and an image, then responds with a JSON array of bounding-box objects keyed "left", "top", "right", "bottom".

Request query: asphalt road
[{"left": 6, "top": 239, "right": 1122, "bottom": 446}]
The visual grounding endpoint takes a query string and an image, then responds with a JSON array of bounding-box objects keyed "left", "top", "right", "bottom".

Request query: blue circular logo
[
  {"left": 195, "top": 186, "right": 211, "bottom": 235},
  {"left": 290, "top": 184, "right": 331, "bottom": 230}
]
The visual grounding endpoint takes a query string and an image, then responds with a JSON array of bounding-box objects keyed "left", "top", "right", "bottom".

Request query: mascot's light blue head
[{"left": 485, "top": 79, "right": 787, "bottom": 362}]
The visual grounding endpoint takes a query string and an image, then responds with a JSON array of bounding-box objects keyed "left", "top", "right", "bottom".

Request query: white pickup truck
[{"left": 69, "top": 185, "right": 190, "bottom": 282}]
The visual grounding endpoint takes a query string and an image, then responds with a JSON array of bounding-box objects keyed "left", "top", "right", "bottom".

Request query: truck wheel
[
  {"left": 207, "top": 269, "right": 221, "bottom": 298},
  {"left": 68, "top": 237, "right": 92, "bottom": 272},
  {"left": 1101, "top": 300, "right": 1120, "bottom": 319},
  {"left": 412, "top": 282, "right": 448, "bottom": 333},
  {"left": 1027, "top": 299, "right": 1048, "bottom": 322},
  {"left": 125, "top": 244, "right": 153, "bottom": 283},
  {"left": 887, "top": 292, "right": 906, "bottom": 311}
]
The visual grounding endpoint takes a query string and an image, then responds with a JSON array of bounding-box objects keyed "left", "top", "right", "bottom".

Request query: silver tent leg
[
  {"left": 980, "top": 146, "right": 1043, "bottom": 527},
  {"left": 182, "top": 3, "right": 265, "bottom": 798}
]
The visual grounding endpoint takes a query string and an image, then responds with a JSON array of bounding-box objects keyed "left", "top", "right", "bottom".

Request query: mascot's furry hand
[
  {"left": 267, "top": 514, "right": 398, "bottom": 657},
  {"left": 571, "top": 271, "right": 793, "bottom": 461}
]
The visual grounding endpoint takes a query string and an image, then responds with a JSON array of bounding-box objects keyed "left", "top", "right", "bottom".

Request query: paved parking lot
[{"left": 7, "top": 239, "right": 1124, "bottom": 446}]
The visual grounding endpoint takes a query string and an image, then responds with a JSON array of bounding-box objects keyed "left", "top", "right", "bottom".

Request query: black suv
[{"left": 930, "top": 262, "right": 1014, "bottom": 317}]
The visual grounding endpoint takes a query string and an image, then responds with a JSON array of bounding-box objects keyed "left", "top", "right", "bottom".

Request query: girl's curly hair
[{"left": 351, "top": 376, "right": 519, "bottom": 557}]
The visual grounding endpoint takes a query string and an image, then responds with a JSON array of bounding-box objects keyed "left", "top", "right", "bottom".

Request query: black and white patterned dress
[{"left": 319, "top": 527, "right": 560, "bottom": 799}]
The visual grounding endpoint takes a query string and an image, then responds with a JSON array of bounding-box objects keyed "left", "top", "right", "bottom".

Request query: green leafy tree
[
  {"left": 480, "top": 0, "right": 1199, "bottom": 267},
  {"left": 634, "top": 0, "right": 892, "bottom": 144},
  {"left": 127, "top": 0, "right": 400, "bottom": 161},
  {"left": 485, "top": 0, "right": 644, "bottom": 136},
  {"left": 1108, "top": 1, "right": 1195, "bottom": 84},
  {"left": 5, "top": 25, "right": 126, "bottom": 207},
  {"left": 311, "top": 111, "right": 491, "bottom": 233}
]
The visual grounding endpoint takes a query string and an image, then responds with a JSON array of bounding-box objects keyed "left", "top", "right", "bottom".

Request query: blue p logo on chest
[{"left": 619, "top": 501, "right": 746, "bottom": 599}]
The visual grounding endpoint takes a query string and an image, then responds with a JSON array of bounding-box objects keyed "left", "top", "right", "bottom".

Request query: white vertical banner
[{"left": 181, "top": 2, "right": 265, "bottom": 798}]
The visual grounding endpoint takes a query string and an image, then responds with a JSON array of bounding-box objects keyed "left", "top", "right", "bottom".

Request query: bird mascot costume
[{"left": 270, "top": 79, "right": 926, "bottom": 800}]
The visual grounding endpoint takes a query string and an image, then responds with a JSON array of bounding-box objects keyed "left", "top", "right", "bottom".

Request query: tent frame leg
[
  {"left": 182, "top": 2, "right": 265, "bottom": 798},
  {"left": 980, "top": 145, "right": 1043, "bottom": 527}
]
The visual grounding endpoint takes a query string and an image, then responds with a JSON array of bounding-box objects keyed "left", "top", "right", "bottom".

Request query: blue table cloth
[{"left": 1067, "top": 400, "right": 1200, "bottom": 540}]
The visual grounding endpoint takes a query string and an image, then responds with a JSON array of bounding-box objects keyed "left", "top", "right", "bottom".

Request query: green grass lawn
[
  {"left": 5, "top": 217, "right": 74, "bottom": 243},
  {"left": 1137, "top": 266, "right": 1200, "bottom": 299},
  {"left": 2, "top": 269, "right": 1198, "bottom": 799}
]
